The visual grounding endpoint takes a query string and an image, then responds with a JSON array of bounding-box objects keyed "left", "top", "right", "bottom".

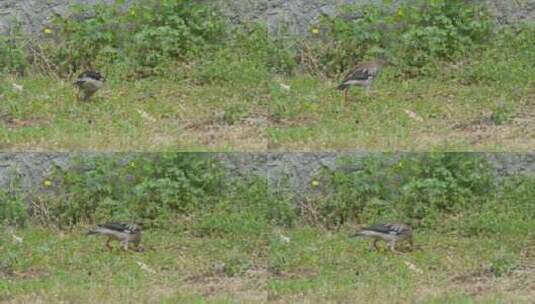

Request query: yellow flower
[
  {"left": 311, "top": 180, "right": 320, "bottom": 187},
  {"left": 43, "top": 180, "right": 52, "bottom": 187},
  {"left": 130, "top": 161, "right": 136, "bottom": 168},
  {"left": 311, "top": 28, "right": 320, "bottom": 35},
  {"left": 397, "top": 9, "right": 404, "bottom": 17},
  {"left": 43, "top": 28, "right": 53, "bottom": 34}
]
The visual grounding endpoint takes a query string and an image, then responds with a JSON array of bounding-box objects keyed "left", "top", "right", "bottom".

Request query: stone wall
[
  {"left": 222, "top": 0, "right": 535, "bottom": 33},
  {"left": 1, "top": 153, "right": 535, "bottom": 197},
  {"left": 1, "top": 0, "right": 534, "bottom": 35},
  {"left": 0, "top": 0, "right": 131, "bottom": 35}
]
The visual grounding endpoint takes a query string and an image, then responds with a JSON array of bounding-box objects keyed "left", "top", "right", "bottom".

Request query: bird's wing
[
  {"left": 361, "top": 223, "right": 408, "bottom": 235},
  {"left": 78, "top": 70, "right": 103, "bottom": 81},
  {"left": 362, "top": 224, "right": 393, "bottom": 234},
  {"left": 383, "top": 224, "right": 410, "bottom": 235},
  {"left": 99, "top": 222, "right": 131, "bottom": 232},
  {"left": 342, "top": 67, "right": 371, "bottom": 83},
  {"left": 77, "top": 71, "right": 90, "bottom": 79}
]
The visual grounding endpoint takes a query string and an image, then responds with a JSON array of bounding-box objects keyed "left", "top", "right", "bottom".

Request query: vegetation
[
  {"left": 307, "top": 0, "right": 492, "bottom": 75},
  {"left": 0, "top": 26, "right": 29, "bottom": 75},
  {"left": 0, "top": 0, "right": 534, "bottom": 151},
  {"left": 1, "top": 153, "right": 534, "bottom": 302},
  {"left": 1, "top": 0, "right": 533, "bottom": 301},
  {"left": 308, "top": 153, "right": 495, "bottom": 228}
]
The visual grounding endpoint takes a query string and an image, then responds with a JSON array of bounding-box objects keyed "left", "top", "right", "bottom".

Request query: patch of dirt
[
  {"left": 271, "top": 267, "right": 319, "bottom": 280},
  {"left": 183, "top": 263, "right": 322, "bottom": 303},
  {"left": 181, "top": 116, "right": 269, "bottom": 151},
  {"left": 417, "top": 246, "right": 535, "bottom": 302},
  {"left": 447, "top": 102, "right": 535, "bottom": 147},
  {"left": 410, "top": 107, "right": 535, "bottom": 150},
  {"left": 448, "top": 260, "right": 535, "bottom": 300},
  {"left": 273, "top": 115, "right": 320, "bottom": 128},
  {"left": 452, "top": 112, "right": 498, "bottom": 132},
  {"left": 0, "top": 267, "right": 48, "bottom": 280},
  {"left": 184, "top": 267, "right": 269, "bottom": 302},
  {"left": 450, "top": 267, "right": 499, "bottom": 294},
  {"left": 0, "top": 114, "right": 51, "bottom": 129}
]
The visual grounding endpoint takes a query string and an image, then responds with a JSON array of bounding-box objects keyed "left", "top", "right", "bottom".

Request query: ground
[
  {"left": 1, "top": 71, "right": 534, "bottom": 151},
  {"left": 1, "top": 226, "right": 533, "bottom": 303}
]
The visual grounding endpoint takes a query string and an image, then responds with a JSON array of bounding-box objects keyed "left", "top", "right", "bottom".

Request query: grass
[
  {"left": 1, "top": 224, "right": 533, "bottom": 303},
  {"left": 1, "top": 0, "right": 533, "bottom": 151},
  {"left": 1, "top": 68, "right": 534, "bottom": 151}
]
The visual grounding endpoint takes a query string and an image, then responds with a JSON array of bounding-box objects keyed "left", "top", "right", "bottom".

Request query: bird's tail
[
  {"left": 337, "top": 83, "right": 349, "bottom": 91},
  {"left": 348, "top": 231, "right": 365, "bottom": 239},
  {"left": 85, "top": 229, "right": 99, "bottom": 236}
]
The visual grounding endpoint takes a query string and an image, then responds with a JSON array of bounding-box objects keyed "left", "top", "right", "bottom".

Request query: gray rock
[
  {"left": 0, "top": 0, "right": 131, "bottom": 35},
  {"left": 0, "top": 0, "right": 534, "bottom": 36}
]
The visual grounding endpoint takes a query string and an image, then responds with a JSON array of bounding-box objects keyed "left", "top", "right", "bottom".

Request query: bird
[
  {"left": 337, "top": 59, "right": 387, "bottom": 102},
  {"left": 86, "top": 222, "right": 143, "bottom": 252},
  {"left": 73, "top": 70, "right": 105, "bottom": 101},
  {"left": 350, "top": 223, "right": 413, "bottom": 253}
]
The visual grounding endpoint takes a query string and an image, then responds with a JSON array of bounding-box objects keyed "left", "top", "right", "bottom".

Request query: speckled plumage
[
  {"left": 351, "top": 223, "right": 413, "bottom": 253},
  {"left": 86, "top": 222, "right": 143, "bottom": 252},
  {"left": 337, "top": 59, "right": 387, "bottom": 101},
  {"left": 73, "top": 70, "right": 105, "bottom": 101}
]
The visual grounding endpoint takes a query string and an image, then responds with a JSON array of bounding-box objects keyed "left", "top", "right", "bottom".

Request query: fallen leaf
[
  {"left": 136, "top": 261, "right": 156, "bottom": 274},
  {"left": 404, "top": 109, "right": 423, "bottom": 122},
  {"left": 279, "top": 234, "right": 291, "bottom": 244},
  {"left": 137, "top": 110, "right": 156, "bottom": 122},
  {"left": 404, "top": 261, "right": 423, "bottom": 274},
  {"left": 280, "top": 83, "right": 291, "bottom": 91},
  {"left": 12, "top": 234, "right": 23, "bottom": 244},
  {"left": 12, "top": 83, "right": 23, "bottom": 92}
]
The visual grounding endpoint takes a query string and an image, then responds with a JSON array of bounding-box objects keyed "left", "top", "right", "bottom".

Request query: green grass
[
  {"left": 1, "top": 68, "right": 534, "bottom": 151},
  {"left": 1, "top": 224, "right": 533, "bottom": 303},
  {"left": 1, "top": 0, "right": 533, "bottom": 151}
]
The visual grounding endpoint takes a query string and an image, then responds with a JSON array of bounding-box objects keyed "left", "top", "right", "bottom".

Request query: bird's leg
[
  {"left": 105, "top": 238, "right": 113, "bottom": 251},
  {"left": 121, "top": 240, "right": 129, "bottom": 251},
  {"left": 389, "top": 240, "right": 398, "bottom": 254},
  {"left": 132, "top": 240, "right": 143, "bottom": 252},
  {"left": 365, "top": 85, "right": 370, "bottom": 98},
  {"left": 408, "top": 238, "right": 414, "bottom": 251},
  {"left": 344, "top": 88, "right": 349, "bottom": 102},
  {"left": 373, "top": 239, "right": 380, "bottom": 251}
]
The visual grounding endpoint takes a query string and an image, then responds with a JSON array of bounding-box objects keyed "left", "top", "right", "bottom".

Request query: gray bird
[
  {"left": 350, "top": 223, "right": 413, "bottom": 253},
  {"left": 86, "top": 222, "right": 143, "bottom": 252},
  {"left": 337, "top": 59, "right": 387, "bottom": 102},
  {"left": 73, "top": 70, "right": 105, "bottom": 101}
]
